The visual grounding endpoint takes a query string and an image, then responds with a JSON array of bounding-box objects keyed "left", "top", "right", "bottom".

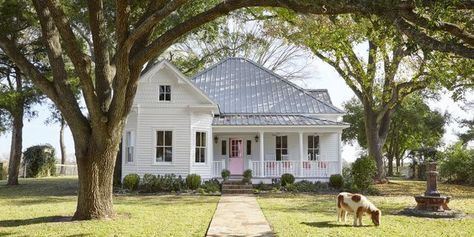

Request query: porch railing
[
  {"left": 252, "top": 160, "right": 339, "bottom": 178},
  {"left": 212, "top": 160, "right": 225, "bottom": 177}
]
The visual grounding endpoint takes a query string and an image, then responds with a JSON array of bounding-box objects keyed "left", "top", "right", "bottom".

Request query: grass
[
  {"left": 0, "top": 177, "right": 219, "bottom": 237},
  {"left": 257, "top": 180, "right": 474, "bottom": 237}
]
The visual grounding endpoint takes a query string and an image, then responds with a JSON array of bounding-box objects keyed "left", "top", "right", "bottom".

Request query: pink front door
[{"left": 229, "top": 139, "right": 244, "bottom": 175}]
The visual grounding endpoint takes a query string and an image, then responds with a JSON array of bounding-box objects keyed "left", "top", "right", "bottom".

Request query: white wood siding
[{"left": 122, "top": 65, "right": 215, "bottom": 179}]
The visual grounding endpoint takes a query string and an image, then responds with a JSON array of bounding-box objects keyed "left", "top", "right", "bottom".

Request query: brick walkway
[{"left": 206, "top": 194, "right": 274, "bottom": 237}]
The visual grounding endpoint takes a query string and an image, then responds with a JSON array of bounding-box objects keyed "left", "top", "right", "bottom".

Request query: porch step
[
  {"left": 222, "top": 182, "right": 254, "bottom": 194},
  {"left": 222, "top": 189, "right": 254, "bottom": 194},
  {"left": 222, "top": 184, "right": 253, "bottom": 189}
]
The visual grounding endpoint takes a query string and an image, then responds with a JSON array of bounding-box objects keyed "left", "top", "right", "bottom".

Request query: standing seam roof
[{"left": 190, "top": 58, "right": 344, "bottom": 115}]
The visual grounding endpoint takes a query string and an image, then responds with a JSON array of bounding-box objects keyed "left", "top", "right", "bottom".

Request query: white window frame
[
  {"left": 124, "top": 130, "right": 134, "bottom": 163},
  {"left": 159, "top": 85, "right": 171, "bottom": 102},
  {"left": 194, "top": 131, "right": 207, "bottom": 164},
  {"left": 308, "top": 135, "right": 320, "bottom": 161},
  {"left": 154, "top": 130, "right": 173, "bottom": 164}
]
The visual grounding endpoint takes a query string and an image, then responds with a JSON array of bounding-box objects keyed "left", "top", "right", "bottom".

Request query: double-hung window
[
  {"left": 195, "top": 132, "right": 206, "bottom": 163},
  {"left": 159, "top": 85, "right": 171, "bottom": 101},
  {"left": 156, "top": 131, "right": 172, "bottom": 162},
  {"left": 275, "top": 136, "right": 288, "bottom": 161},
  {"left": 308, "top": 135, "right": 320, "bottom": 160},
  {"left": 125, "top": 131, "right": 134, "bottom": 163}
]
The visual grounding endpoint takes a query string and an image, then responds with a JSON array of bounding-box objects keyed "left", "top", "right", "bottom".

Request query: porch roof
[{"left": 212, "top": 114, "right": 347, "bottom": 126}]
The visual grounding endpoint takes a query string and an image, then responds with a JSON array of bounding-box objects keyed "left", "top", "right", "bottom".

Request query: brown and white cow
[{"left": 336, "top": 192, "right": 381, "bottom": 226}]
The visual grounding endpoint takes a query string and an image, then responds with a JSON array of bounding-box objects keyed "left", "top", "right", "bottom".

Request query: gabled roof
[
  {"left": 213, "top": 115, "right": 347, "bottom": 126},
  {"left": 140, "top": 60, "right": 218, "bottom": 108},
  {"left": 190, "top": 58, "right": 343, "bottom": 115}
]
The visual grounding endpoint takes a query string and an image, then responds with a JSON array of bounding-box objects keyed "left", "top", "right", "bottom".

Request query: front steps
[{"left": 222, "top": 178, "right": 254, "bottom": 194}]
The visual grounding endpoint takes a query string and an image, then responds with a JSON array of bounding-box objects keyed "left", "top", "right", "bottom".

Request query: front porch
[{"left": 210, "top": 127, "right": 343, "bottom": 181}]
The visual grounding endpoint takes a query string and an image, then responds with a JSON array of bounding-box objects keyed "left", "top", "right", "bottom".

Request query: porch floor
[{"left": 206, "top": 194, "right": 274, "bottom": 237}]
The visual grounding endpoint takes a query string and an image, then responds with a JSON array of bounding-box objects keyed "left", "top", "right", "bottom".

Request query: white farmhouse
[{"left": 121, "top": 58, "right": 348, "bottom": 183}]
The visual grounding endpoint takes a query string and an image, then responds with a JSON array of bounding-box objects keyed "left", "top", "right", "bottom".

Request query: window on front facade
[
  {"left": 159, "top": 85, "right": 171, "bottom": 101},
  {"left": 125, "top": 131, "right": 134, "bottom": 163},
  {"left": 275, "top": 136, "right": 288, "bottom": 161},
  {"left": 221, "top": 140, "right": 227, "bottom": 155},
  {"left": 246, "top": 140, "right": 251, "bottom": 155},
  {"left": 195, "top": 132, "right": 206, "bottom": 163},
  {"left": 156, "top": 131, "right": 172, "bottom": 162},
  {"left": 308, "top": 135, "right": 320, "bottom": 160}
]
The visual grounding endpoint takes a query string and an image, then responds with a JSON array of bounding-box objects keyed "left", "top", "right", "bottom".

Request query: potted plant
[
  {"left": 243, "top": 169, "right": 252, "bottom": 184},
  {"left": 221, "top": 169, "right": 230, "bottom": 181}
]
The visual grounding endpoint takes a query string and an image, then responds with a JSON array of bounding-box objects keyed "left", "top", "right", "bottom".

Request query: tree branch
[
  {"left": 389, "top": 15, "right": 474, "bottom": 59},
  {"left": 400, "top": 10, "right": 474, "bottom": 47},
  {"left": 88, "top": 0, "right": 113, "bottom": 112},
  {"left": 44, "top": 0, "right": 102, "bottom": 119}
]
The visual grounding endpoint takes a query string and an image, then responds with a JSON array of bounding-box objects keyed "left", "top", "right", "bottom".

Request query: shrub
[
  {"left": 242, "top": 169, "right": 252, "bottom": 183},
  {"left": 351, "top": 155, "right": 377, "bottom": 192},
  {"left": 439, "top": 143, "right": 474, "bottom": 185},
  {"left": 141, "top": 174, "right": 157, "bottom": 192},
  {"left": 186, "top": 174, "right": 201, "bottom": 190},
  {"left": 221, "top": 169, "right": 231, "bottom": 180},
  {"left": 0, "top": 162, "right": 7, "bottom": 180},
  {"left": 202, "top": 179, "right": 220, "bottom": 193},
  {"left": 254, "top": 181, "right": 273, "bottom": 191},
  {"left": 284, "top": 183, "right": 298, "bottom": 192},
  {"left": 281, "top": 173, "right": 295, "bottom": 186},
  {"left": 23, "top": 144, "right": 57, "bottom": 178},
  {"left": 293, "top": 180, "right": 319, "bottom": 192},
  {"left": 123, "top": 173, "right": 140, "bottom": 191},
  {"left": 329, "top": 174, "right": 344, "bottom": 189}
]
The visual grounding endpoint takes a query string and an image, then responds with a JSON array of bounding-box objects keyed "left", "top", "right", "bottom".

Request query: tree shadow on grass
[
  {"left": 301, "top": 221, "right": 372, "bottom": 229},
  {"left": 0, "top": 215, "right": 72, "bottom": 227}
]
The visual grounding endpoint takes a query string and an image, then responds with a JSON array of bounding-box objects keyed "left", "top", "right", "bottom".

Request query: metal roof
[
  {"left": 190, "top": 58, "right": 343, "bottom": 114},
  {"left": 213, "top": 115, "right": 347, "bottom": 126},
  {"left": 305, "top": 89, "right": 333, "bottom": 105}
]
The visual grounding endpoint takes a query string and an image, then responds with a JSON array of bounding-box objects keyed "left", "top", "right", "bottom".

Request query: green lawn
[
  {"left": 258, "top": 180, "right": 474, "bottom": 237},
  {"left": 0, "top": 177, "right": 219, "bottom": 237}
]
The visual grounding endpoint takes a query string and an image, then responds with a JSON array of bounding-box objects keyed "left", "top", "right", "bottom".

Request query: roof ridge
[
  {"left": 189, "top": 58, "right": 233, "bottom": 81},
  {"left": 236, "top": 58, "right": 344, "bottom": 113}
]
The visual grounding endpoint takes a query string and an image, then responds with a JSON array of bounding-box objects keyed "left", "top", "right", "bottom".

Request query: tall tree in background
[
  {"left": 166, "top": 14, "right": 309, "bottom": 79},
  {"left": 0, "top": 57, "right": 42, "bottom": 185},
  {"left": 45, "top": 104, "right": 68, "bottom": 175},
  {"left": 0, "top": 0, "right": 472, "bottom": 220},
  {"left": 342, "top": 95, "right": 447, "bottom": 176},
  {"left": 266, "top": 13, "right": 454, "bottom": 180},
  {"left": 0, "top": 1, "right": 43, "bottom": 185}
]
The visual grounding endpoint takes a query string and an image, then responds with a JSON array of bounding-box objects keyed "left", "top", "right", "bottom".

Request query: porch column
[
  {"left": 337, "top": 132, "right": 343, "bottom": 175},
  {"left": 299, "top": 132, "right": 304, "bottom": 177},
  {"left": 259, "top": 131, "right": 264, "bottom": 177}
]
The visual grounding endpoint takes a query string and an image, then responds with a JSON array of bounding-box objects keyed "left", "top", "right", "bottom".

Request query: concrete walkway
[{"left": 206, "top": 194, "right": 274, "bottom": 237}]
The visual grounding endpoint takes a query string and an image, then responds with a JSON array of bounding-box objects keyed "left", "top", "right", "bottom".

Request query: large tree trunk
[
  {"left": 72, "top": 128, "right": 122, "bottom": 220},
  {"left": 7, "top": 110, "right": 24, "bottom": 185},
  {"left": 387, "top": 155, "right": 394, "bottom": 177},
  {"left": 363, "top": 107, "right": 387, "bottom": 181},
  {"left": 59, "top": 119, "right": 67, "bottom": 175}
]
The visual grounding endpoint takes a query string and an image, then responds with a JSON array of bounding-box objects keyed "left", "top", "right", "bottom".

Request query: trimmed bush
[
  {"left": 329, "top": 174, "right": 344, "bottom": 189},
  {"left": 351, "top": 155, "right": 377, "bottom": 191},
  {"left": 186, "top": 174, "right": 201, "bottom": 190},
  {"left": 123, "top": 173, "right": 140, "bottom": 191},
  {"left": 202, "top": 179, "right": 220, "bottom": 193},
  {"left": 23, "top": 144, "right": 57, "bottom": 178},
  {"left": 281, "top": 173, "right": 295, "bottom": 186},
  {"left": 243, "top": 169, "right": 252, "bottom": 183},
  {"left": 141, "top": 174, "right": 157, "bottom": 192},
  {"left": 0, "top": 162, "right": 7, "bottom": 180},
  {"left": 221, "top": 169, "right": 230, "bottom": 180}
]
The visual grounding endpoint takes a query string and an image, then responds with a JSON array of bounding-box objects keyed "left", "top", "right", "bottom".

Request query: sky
[{"left": 0, "top": 56, "right": 472, "bottom": 163}]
